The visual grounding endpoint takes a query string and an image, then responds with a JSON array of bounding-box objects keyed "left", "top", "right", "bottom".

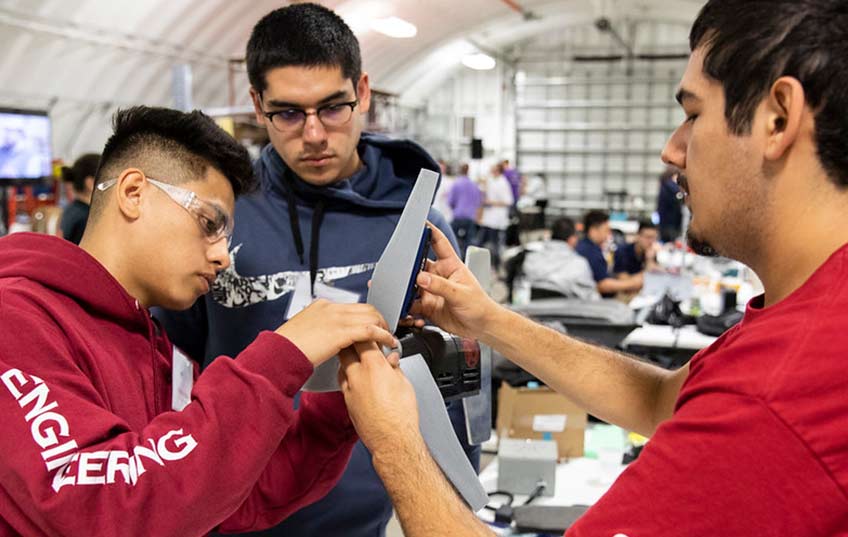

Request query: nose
[
  {"left": 661, "top": 124, "right": 687, "bottom": 171},
  {"left": 302, "top": 112, "right": 328, "bottom": 147},
  {"left": 208, "top": 237, "right": 231, "bottom": 272}
]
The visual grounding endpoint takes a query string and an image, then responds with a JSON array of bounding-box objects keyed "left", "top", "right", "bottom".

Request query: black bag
[
  {"left": 696, "top": 309, "right": 744, "bottom": 336},
  {"left": 646, "top": 293, "right": 695, "bottom": 328}
]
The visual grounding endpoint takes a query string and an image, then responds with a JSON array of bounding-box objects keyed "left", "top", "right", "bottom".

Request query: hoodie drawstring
[
  {"left": 282, "top": 172, "right": 306, "bottom": 265},
  {"left": 309, "top": 199, "right": 325, "bottom": 296},
  {"left": 282, "top": 170, "right": 326, "bottom": 296}
]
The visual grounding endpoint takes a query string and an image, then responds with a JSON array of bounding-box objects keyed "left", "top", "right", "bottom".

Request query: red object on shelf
[
  {"left": 23, "top": 185, "right": 35, "bottom": 215},
  {"left": 6, "top": 186, "right": 16, "bottom": 230}
]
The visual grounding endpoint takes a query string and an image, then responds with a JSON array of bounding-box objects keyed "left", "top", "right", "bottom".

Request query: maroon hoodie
[{"left": 0, "top": 233, "right": 356, "bottom": 536}]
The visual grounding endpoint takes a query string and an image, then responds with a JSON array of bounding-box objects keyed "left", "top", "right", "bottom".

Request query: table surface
[
  {"left": 622, "top": 323, "right": 717, "bottom": 351},
  {"left": 477, "top": 429, "right": 629, "bottom": 535}
]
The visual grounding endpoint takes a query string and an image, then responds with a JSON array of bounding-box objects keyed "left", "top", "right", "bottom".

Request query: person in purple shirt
[
  {"left": 447, "top": 163, "right": 482, "bottom": 257},
  {"left": 502, "top": 159, "right": 521, "bottom": 205}
]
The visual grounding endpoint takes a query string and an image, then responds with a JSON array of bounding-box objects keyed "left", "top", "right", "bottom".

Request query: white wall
[
  {"left": 414, "top": 63, "right": 515, "bottom": 174},
  {"left": 403, "top": 18, "right": 691, "bottom": 218}
]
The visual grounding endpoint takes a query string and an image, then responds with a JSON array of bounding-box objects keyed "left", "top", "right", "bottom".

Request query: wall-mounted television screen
[{"left": 0, "top": 108, "right": 52, "bottom": 181}]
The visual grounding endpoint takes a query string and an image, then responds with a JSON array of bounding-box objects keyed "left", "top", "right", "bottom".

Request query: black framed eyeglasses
[{"left": 262, "top": 100, "right": 359, "bottom": 132}]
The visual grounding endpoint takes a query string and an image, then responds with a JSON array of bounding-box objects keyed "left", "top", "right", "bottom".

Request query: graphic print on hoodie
[{"left": 156, "top": 133, "right": 480, "bottom": 537}]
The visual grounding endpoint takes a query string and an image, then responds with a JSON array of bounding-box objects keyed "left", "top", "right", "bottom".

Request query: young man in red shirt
[
  {"left": 0, "top": 106, "right": 395, "bottom": 536},
  {"left": 338, "top": 0, "right": 848, "bottom": 535}
]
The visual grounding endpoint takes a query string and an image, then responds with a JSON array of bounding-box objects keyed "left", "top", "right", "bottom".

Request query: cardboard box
[{"left": 496, "top": 383, "right": 587, "bottom": 459}]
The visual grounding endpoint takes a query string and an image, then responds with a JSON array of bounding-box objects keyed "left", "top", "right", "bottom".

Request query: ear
[
  {"left": 763, "top": 76, "right": 805, "bottom": 162},
  {"left": 356, "top": 72, "right": 372, "bottom": 115},
  {"left": 114, "top": 168, "right": 146, "bottom": 221},
  {"left": 249, "top": 87, "right": 265, "bottom": 125}
]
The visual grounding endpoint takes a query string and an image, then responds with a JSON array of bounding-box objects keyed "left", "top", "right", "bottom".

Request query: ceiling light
[
  {"left": 371, "top": 16, "right": 418, "bottom": 38},
  {"left": 461, "top": 53, "right": 496, "bottom": 70}
]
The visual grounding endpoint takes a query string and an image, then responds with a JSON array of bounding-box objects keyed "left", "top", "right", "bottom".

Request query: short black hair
[
  {"left": 91, "top": 106, "right": 255, "bottom": 216},
  {"left": 638, "top": 219, "right": 657, "bottom": 233},
  {"left": 550, "top": 217, "right": 576, "bottom": 242},
  {"left": 63, "top": 153, "right": 100, "bottom": 193},
  {"left": 690, "top": 0, "right": 848, "bottom": 187},
  {"left": 583, "top": 210, "right": 609, "bottom": 232},
  {"left": 246, "top": 3, "right": 362, "bottom": 95}
]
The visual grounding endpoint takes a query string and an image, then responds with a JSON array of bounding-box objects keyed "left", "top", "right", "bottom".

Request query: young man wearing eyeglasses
[
  {"left": 154, "top": 4, "right": 477, "bottom": 537},
  {"left": 0, "top": 106, "right": 398, "bottom": 536}
]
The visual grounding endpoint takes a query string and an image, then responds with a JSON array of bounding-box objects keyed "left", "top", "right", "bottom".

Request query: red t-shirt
[{"left": 568, "top": 244, "right": 848, "bottom": 536}]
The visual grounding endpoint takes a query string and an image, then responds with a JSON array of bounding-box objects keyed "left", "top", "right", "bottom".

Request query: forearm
[
  {"left": 371, "top": 430, "right": 494, "bottom": 537},
  {"left": 220, "top": 393, "right": 356, "bottom": 533},
  {"left": 479, "top": 307, "right": 684, "bottom": 436},
  {"left": 598, "top": 277, "right": 640, "bottom": 295}
]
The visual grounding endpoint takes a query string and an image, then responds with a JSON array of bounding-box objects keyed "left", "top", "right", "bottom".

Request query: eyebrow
[
  {"left": 675, "top": 88, "right": 701, "bottom": 105},
  {"left": 265, "top": 90, "right": 352, "bottom": 109}
]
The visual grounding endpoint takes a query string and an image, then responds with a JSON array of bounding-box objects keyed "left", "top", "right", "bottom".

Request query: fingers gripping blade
[
  {"left": 302, "top": 168, "right": 437, "bottom": 392},
  {"left": 366, "top": 168, "right": 439, "bottom": 333}
]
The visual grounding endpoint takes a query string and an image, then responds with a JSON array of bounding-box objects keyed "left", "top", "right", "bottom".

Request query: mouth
[
  {"left": 199, "top": 273, "right": 216, "bottom": 292},
  {"left": 301, "top": 155, "right": 334, "bottom": 167}
]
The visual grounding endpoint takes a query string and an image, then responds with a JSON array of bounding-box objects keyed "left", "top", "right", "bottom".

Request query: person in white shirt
[
  {"left": 521, "top": 217, "right": 599, "bottom": 300},
  {"left": 475, "top": 163, "right": 514, "bottom": 270}
]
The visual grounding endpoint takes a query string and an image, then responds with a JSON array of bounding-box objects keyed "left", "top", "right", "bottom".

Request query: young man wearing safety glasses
[{"left": 0, "top": 106, "right": 397, "bottom": 536}]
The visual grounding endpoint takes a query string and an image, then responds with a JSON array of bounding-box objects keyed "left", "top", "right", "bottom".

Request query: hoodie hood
[
  {"left": 0, "top": 233, "right": 146, "bottom": 327},
  {"left": 259, "top": 132, "right": 440, "bottom": 209}
]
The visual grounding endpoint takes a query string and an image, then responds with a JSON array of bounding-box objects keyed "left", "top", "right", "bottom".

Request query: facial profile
[
  {"left": 662, "top": 48, "right": 767, "bottom": 261},
  {"left": 662, "top": 0, "right": 848, "bottom": 264},
  {"left": 637, "top": 227, "right": 659, "bottom": 252},
  {"left": 135, "top": 168, "right": 235, "bottom": 311},
  {"left": 84, "top": 106, "right": 254, "bottom": 310}
]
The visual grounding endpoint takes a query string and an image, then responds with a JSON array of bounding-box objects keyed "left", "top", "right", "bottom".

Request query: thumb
[
  {"left": 338, "top": 347, "right": 359, "bottom": 391},
  {"left": 417, "top": 271, "right": 463, "bottom": 304},
  {"left": 338, "top": 346, "right": 359, "bottom": 369},
  {"left": 337, "top": 367, "right": 350, "bottom": 392}
]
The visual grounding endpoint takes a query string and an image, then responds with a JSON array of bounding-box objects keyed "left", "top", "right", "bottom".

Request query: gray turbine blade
[
  {"left": 462, "top": 247, "right": 493, "bottom": 445},
  {"left": 303, "top": 168, "right": 438, "bottom": 392},
  {"left": 367, "top": 168, "right": 439, "bottom": 333},
  {"left": 301, "top": 357, "right": 340, "bottom": 392},
  {"left": 401, "top": 354, "right": 489, "bottom": 511},
  {"left": 301, "top": 168, "right": 487, "bottom": 511}
]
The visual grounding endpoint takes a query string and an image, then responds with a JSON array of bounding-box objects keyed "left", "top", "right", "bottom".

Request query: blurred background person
[
  {"left": 520, "top": 216, "right": 599, "bottom": 300},
  {"left": 516, "top": 172, "right": 548, "bottom": 230},
  {"left": 60, "top": 153, "right": 100, "bottom": 245},
  {"left": 577, "top": 210, "right": 643, "bottom": 298},
  {"left": 501, "top": 158, "right": 520, "bottom": 206},
  {"left": 657, "top": 167, "right": 684, "bottom": 243},
  {"left": 432, "top": 158, "right": 455, "bottom": 223},
  {"left": 613, "top": 219, "right": 660, "bottom": 279},
  {"left": 476, "top": 162, "right": 514, "bottom": 271},
  {"left": 447, "top": 163, "right": 481, "bottom": 258}
]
